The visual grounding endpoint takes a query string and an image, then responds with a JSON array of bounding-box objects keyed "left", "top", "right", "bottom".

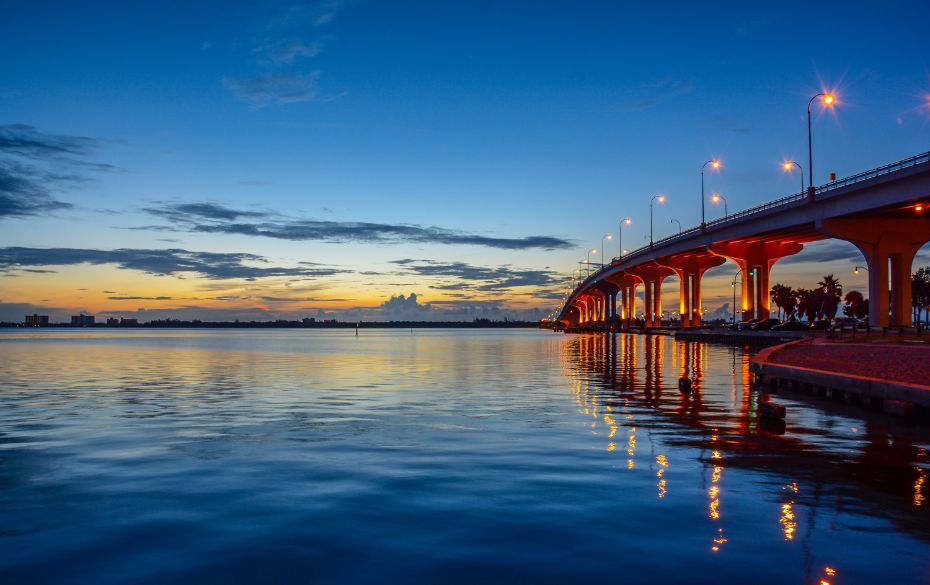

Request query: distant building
[
  {"left": 120, "top": 318, "right": 138, "bottom": 326},
  {"left": 71, "top": 314, "right": 95, "bottom": 327},
  {"left": 25, "top": 314, "right": 49, "bottom": 327},
  {"left": 106, "top": 317, "right": 119, "bottom": 326}
]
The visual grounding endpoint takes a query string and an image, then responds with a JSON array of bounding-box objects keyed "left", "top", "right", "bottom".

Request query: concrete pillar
[
  {"left": 658, "top": 253, "right": 726, "bottom": 328},
  {"left": 820, "top": 219, "right": 930, "bottom": 328},
  {"left": 691, "top": 272, "right": 702, "bottom": 325},
  {"left": 709, "top": 241, "right": 804, "bottom": 323},
  {"left": 653, "top": 280, "right": 663, "bottom": 325},
  {"left": 643, "top": 280, "right": 654, "bottom": 327}
]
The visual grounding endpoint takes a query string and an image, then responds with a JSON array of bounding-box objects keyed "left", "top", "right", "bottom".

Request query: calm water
[{"left": 0, "top": 329, "right": 928, "bottom": 584}]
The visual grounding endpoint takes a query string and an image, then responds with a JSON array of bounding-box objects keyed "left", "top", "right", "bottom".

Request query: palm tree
[
  {"left": 769, "top": 283, "right": 796, "bottom": 320},
  {"left": 794, "top": 288, "right": 819, "bottom": 323},
  {"left": 843, "top": 290, "right": 867, "bottom": 319},
  {"left": 817, "top": 274, "right": 842, "bottom": 319},
  {"left": 911, "top": 267, "right": 930, "bottom": 325}
]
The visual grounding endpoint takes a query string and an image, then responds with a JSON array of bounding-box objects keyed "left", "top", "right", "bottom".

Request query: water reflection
[{"left": 561, "top": 332, "right": 930, "bottom": 580}]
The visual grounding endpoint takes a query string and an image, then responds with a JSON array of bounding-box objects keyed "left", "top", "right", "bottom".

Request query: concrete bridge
[{"left": 558, "top": 150, "right": 930, "bottom": 329}]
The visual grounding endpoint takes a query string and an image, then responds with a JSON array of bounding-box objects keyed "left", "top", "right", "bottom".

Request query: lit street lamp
[
  {"left": 669, "top": 218, "right": 682, "bottom": 233},
  {"left": 601, "top": 234, "right": 612, "bottom": 267},
  {"left": 853, "top": 265, "right": 869, "bottom": 275},
  {"left": 586, "top": 248, "right": 597, "bottom": 278},
  {"left": 808, "top": 92, "right": 836, "bottom": 192},
  {"left": 650, "top": 194, "right": 665, "bottom": 246},
  {"left": 701, "top": 159, "right": 721, "bottom": 229},
  {"left": 711, "top": 193, "right": 728, "bottom": 218},
  {"left": 618, "top": 217, "right": 632, "bottom": 259},
  {"left": 783, "top": 160, "right": 804, "bottom": 195}
]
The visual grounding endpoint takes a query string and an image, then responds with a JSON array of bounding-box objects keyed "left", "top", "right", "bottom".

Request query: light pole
[
  {"left": 853, "top": 265, "right": 869, "bottom": 275},
  {"left": 618, "top": 217, "right": 631, "bottom": 259},
  {"left": 650, "top": 194, "right": 665, "bottom": 246},
  {"left": 808, "top": 92, "right": 835, "bottom": 192},
  {"left": 669, "top": 218, "right": 682, "bottom": 233},
  {"left": 701, "top": 159, "right": 721, "bottom": 229},
  {"left": 783, "top": 160, "right": 804, "bottom": 195},
  {"left": 601, "top": 234, "right": 612, "bottom": 267},
  {"left": 586, "top": 248, "right": 597, "bottom": 278},
  {"left": 711, "top": 193, "right": 728, "bottom": 218},
  {"left": 730, "top": 269, "right": 743, "bottom": 325}
]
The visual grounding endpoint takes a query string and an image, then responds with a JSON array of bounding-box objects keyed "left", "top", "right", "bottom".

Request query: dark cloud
[
  {"left": 0, "top": 247, "right": 347, "bottom": 280},
  {"left": 0, "top": 124, "right": 111, "bottom": 218},
  {"left": 392, "top": 259, "right": 560, "bottom": 290},
  {"left": 107, "top": 296, "right": 173, "bottom": 301},
  {"left": 778, "top": 240, "right": 863, "bottom": 265},
  {"left": 145, "top": 201, "right": 268, "bottom": 222},
  {"left": 141, "top": 202, "right": 574, "bottom": 250}
]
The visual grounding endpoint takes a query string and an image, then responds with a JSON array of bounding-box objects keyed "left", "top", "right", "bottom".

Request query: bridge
[{"left": 557, "top": 150, "right": 930, "bottom": 330}]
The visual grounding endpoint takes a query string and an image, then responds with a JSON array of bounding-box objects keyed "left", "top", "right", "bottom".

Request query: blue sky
[{"left": 1, "top": 1, "right": 929, "bottom": 321}]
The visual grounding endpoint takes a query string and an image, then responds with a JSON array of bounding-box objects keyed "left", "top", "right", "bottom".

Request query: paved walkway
[{"left": 769, "top": 339, "right": 930, "bottom": 388}]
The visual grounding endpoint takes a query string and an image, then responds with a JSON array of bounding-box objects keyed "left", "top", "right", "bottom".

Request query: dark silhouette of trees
[
  {"left": 912, "top": 267, "right": 930, "bottom": 325},
  {"left": 769, "top": 283, "right": 797, "bottom": 320},
  {"left": 817, "top": 274, "right": 842, "bottom": 319},
  {"left": 843, "top": 290, "right": 868, "bottom": 318},
  {"left": 794, "top": 288, "right": 820, "bottom": 323}
]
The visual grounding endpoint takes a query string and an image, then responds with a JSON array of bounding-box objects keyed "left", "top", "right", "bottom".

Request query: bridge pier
[
  {"left": 821, "top": 219, "right": 930, "bottom": 327},
  {"left": 709, "top": 242, "right": 803, "bottom": 322},
  {"left": 626, "top": 263, "right": 674, "bottom": 328},
  {"left": 658, "top": 253, "right": 726, "bottom": 327}
]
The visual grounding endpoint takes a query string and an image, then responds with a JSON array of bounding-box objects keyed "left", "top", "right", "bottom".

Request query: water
[{"left": 0, "top": 329, "right": 927, "bottom": 584}]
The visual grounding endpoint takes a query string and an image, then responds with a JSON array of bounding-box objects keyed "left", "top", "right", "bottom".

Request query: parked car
[
  {"left": 772, "top": 320, "right": 806, "bottom": 331},
  {"left": 809, "top": 319, "right": 831, "bottom": 330},
  {"left": 831, "top": 317, "right": 859, "bottom": 328},
  {"left": 751, "top": 318, "right": 781, "bottom": 331},
  {"left": 738, "top": 318, "right": 760, "bottom": 331}
]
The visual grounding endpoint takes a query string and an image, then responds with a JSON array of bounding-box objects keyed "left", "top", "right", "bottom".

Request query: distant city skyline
[{"left": 2, "top": 1, "right": 930, "bottom": 321}]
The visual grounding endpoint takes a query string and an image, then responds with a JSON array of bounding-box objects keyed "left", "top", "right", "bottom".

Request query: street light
[
  {"left": 601, "top": 234, "right": 612, "bottom": 267},
  {"left": 853, "top": 265, "right": 869, "bottom": 275},
  {"left": 618, "top": 217, "right": 632, "bottom": 259},
  {"left": 586, "top": 248, "right": 597, "bottom": 278},
  {"left": 670, "top": 218, "right": 682, "bottom": 233},
  {"left": 650, "top": 194, "right": 665, "bottom": 246},
  {"left": 808, "top": 92, "right": 836, "bottom": 191},
  {"left": 783, "top": 160, "right": 804, "bottom": 195},
  {"left": 701, "top": 159, "right": 721, "bottom": 229},
  {"left": 711, "top": 193, "right": 728, "bottom": 218}
]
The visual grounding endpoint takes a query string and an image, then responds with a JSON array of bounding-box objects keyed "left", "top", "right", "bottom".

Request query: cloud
[
  {"left": 618, "top": 79, "right": 693, "bottom": 112},
  {"left": 778, "top": 240, "right": 863, "bottom": 265},
  {"left": 392, "top": 258, "right": 559, "bottom": 290},
  {"left": 145, "top": 201, "right": 268, "bottom": 222},
  {"left": 225, "top": 1, "right": 351, "bottom": 107},
  {"left": 223, "top": 72, "right": 320, "bottom": 108},
  {"left": 141, "top": 202, "right": 573, "bottom": 250},
  {"left": 367, "top": 293, "right": 546, "bottom": 322},
  {"left": 0, "top": 247, "right": 348, "bottom": 280},
  {"left": 0, "top": 124, "right": 112, "bottom": 219},
  {"left": 107, "top": 296, "right": 174, "bottom": 301}
]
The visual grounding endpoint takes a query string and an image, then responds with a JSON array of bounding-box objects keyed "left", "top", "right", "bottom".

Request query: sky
[{"left": 2, "top": 0, "right": 930, "bottom": 322}]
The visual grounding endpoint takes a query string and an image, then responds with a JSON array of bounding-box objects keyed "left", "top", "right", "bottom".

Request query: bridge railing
[
  {"left": 814, "top": 150, "right": 930, "bottom": 195},
  {"left": 560, "top": 149, "right": 930, "bottom": 316}
]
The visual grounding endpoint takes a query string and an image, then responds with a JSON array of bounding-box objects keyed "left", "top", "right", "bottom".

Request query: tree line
[{"left": 768, "top": 266, "right": 930, "bottom": 323}]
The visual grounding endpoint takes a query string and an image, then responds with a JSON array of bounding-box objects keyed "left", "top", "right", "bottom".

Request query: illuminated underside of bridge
[{"left": 558, "top": 151, "right": 930, "bottom": 329}]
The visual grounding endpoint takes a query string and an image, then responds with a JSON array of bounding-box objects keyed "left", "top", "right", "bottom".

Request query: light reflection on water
[{"left": 0, "top": 329, "right": 928, "bottom": 584}]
